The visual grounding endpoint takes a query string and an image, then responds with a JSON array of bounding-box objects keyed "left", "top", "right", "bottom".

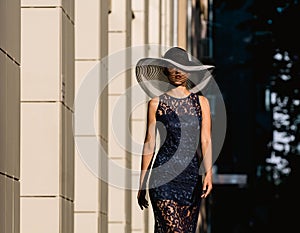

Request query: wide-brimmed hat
[{"left": 135, "top": 46, "right": 215, "bottom": 98}]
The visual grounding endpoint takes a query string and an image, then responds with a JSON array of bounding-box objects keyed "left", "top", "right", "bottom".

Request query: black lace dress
[{"left": 148, "top": 92, "right": 203, "bottom": 233}]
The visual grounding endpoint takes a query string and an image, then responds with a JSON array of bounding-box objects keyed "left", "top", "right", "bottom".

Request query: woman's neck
[{"left": 167, "top": 86, "right": 190, "bottom": 97}]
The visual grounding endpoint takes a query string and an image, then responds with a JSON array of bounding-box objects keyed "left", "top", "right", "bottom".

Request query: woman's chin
[
  {"left": 169, "top": 83, "right": 181, "bottom": 87},
  {"left": 171, "top": 82, "right": 184, "bottom": 86}
]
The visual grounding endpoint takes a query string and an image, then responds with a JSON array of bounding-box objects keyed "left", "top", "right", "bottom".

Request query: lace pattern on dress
[
  {"left": 157, "top": 93, "right": 202, "bottom": 118},
  {"left": 153, "top": 199, "right": 200, "bottom": 233}
]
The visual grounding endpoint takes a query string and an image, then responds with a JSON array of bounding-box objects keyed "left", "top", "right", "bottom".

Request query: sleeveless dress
[{"left": 148, "top": 92, "right": 203, "bottom": 233}]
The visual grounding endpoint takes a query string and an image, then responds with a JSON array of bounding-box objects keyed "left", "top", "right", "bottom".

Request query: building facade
[{"left": 0, "top": 1, "right": 212, "bottom": 232}]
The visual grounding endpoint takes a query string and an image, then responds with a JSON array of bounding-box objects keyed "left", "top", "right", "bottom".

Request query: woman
[{"left": 136, "top": 47, "right": 214, "bottom": 233}]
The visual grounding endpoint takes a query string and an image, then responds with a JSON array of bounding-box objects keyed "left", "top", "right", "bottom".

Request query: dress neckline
[{"left": 165, "top": 92, "right": 192, "bottom": 100}]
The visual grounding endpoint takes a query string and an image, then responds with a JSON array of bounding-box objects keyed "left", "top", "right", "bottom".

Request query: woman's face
[{"left": 167, "top": 67, "right": 190, "bottom": 86}]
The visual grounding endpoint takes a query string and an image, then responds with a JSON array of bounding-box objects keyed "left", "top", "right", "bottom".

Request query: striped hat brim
[{"left": 135, "top": 57, "right": 214, "bottom": 98}]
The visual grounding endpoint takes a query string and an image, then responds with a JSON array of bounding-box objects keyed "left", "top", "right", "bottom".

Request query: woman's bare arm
[
  {"left": 199, "top": 95, "right": 213, "bottom": 198},
  {"left": 138, "top": 97, "right": 159, "bottom": 190}
]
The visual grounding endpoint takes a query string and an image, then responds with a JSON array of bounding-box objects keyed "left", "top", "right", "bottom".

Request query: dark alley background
[{"left": 203, "top": 0, "right": 300, "bottom": 232}]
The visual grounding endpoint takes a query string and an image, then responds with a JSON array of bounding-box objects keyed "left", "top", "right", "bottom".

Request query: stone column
[
  {"left": 178, "top": 0, "right": 188, "bottom": 49},
  {"left": 74, "top": 0, "right": 109, "bottom": 232},
  {"left": 131, "top": 1, "right": 150, "bottom": 232},
  {"left": 107, "top": 0, "right": 132, "bottom": 232},
  {"left": 0, "top": 0, "right": 21, "bottom": 233},
  {"left": 20, "top": 0, "right": 75, "bottom": 232},
  {"left": 161, "top": 0, "right": 175, "bottom": 47}
]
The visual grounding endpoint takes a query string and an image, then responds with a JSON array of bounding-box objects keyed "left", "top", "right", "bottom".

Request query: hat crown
[{"left": 163, "top": 47, "right": 193, "bottom": 66}]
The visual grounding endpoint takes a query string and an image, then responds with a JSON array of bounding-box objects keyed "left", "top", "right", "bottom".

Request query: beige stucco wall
[
  {"left": 1, "top": 0, "right": 187, "bottom": 232},
  {"left": 74, "top": 0, "right": 109, "bottom": 232},
  {"left": 178, "top": 0, "right": 188, "bottom": 49},
  {"left": 20, "top": 0, "right": 75, "bottom": 232},
  {"left": 0, "top": 0, "right": 21, "bottom": 232}
]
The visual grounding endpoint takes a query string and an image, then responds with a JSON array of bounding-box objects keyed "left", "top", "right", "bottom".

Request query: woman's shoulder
[
  {"left": 149, "top": 95, "right": 159, "bottom": 103},
  {"left": 148, "top": 96, "right": 160, "bottom": 109},
  {"left": 198, "top": 94, "right": 209, "bottom": 103},
  {"left": 193, "top": 93, "right": 209, "bottom": 107},
  {"left": 197, "top": 94, "right": 210, "bottom": 110}
]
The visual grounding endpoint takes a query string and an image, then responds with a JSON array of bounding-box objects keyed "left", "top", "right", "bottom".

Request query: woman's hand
[
  {"left": 137, "top": 189, "right": 149, "bottom": 210},
  {"left": 201, "top": 172, "right": 213, "bottom": 199}
]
